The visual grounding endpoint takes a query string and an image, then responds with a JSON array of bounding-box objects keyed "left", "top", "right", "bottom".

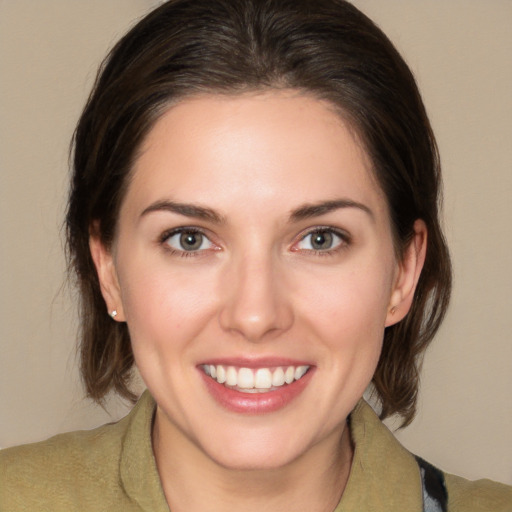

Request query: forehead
[{"left": 124, "top": 91, "right": 387, "bottom": 220}]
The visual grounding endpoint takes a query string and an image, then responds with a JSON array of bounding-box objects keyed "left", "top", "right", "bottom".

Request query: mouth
[{"left": 201, "top": 364, "right": 310, "bottom": 393}]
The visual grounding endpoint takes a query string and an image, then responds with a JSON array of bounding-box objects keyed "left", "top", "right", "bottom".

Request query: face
[{"left": 92, "top": 91, "right": 424, "bottom": 471}]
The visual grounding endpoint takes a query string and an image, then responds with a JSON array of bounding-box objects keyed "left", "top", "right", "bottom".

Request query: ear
[
  {"left": 385, "top": 219, "right": 427, "bottom": 327},
  {"left": 89, "top": 228, "right": 125, "bottom": 322}
]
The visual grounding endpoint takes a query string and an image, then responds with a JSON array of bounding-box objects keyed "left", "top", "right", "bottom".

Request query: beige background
[{"left": 1, "top": 0, "right": 511, "bottom": 485}]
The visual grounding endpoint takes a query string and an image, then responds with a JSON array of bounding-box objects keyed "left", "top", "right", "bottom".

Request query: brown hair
[{"left": 67, "top": 0, "right": 451, "bottom": 425}]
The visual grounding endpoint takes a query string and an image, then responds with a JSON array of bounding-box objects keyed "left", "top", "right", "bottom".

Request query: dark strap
[{"left": 415, "top": 456, "right": 448, "bottom": 512}]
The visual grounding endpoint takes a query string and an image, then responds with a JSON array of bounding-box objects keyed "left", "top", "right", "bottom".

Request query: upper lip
[{"left": 197, "top": 356, "right": 313, "bottom": 369}]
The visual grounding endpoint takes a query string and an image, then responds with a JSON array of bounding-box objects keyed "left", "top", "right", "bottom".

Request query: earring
[
  {"left": 110, "top": 310, "right": 118, "bottom": 319},
  {"left": 390, "top": 306, "right": 398, "bottom": 315}
]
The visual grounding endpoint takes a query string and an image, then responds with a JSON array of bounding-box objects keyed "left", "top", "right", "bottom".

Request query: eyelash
[
  {"left": 293, "top": 227, "right": 351, "bottom": 256},
  {"left": 158, "top": 226, "right": 351, "bottom": 258},
  {"left": 159, "top": 227, "right": 215, "bottom": 258}
]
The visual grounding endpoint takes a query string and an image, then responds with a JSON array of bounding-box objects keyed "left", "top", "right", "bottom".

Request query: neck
[{"left": 152, "top": 410, "right": 353, "bottom": 512}]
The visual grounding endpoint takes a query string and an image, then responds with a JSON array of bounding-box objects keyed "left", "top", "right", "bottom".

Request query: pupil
[
  {"left": 312, "top": 231, "right": 332, "bottom": 250},
  {"left": 180, "top": 232, "right": 202, "bottom": 250}
]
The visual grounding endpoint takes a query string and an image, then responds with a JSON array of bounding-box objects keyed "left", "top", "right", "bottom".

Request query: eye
[
  {"left": 295, "top": 228, "right": 348, "bottom": 252},
  {"left": 163, "top": 228, "right": 215, "bottom": 253}
]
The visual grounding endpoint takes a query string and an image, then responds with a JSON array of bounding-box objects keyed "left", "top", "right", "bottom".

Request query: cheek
[
  {"left": 293, "top": 255, "right": 394, "bottom": 386},
  {"left": 298, "top": 260, "right": 393, "bottom": 335},
  {"left": 116, "top": 257, "right": 220, "bottom": 352}
]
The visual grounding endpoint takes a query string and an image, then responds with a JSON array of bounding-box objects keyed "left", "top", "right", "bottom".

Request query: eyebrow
[
  {"left": 140, "top": 200, "right": 225, "bottom": 224},
  {"left": 289, "top": 199, "right": 374, "bottom": 222},
  {"left": 140, "top": 198, "right": 373, "bottom": 224}
]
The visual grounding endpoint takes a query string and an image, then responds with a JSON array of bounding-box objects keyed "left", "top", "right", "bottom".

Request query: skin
[{"left": 90, "top": 91, "right": 426, "bottom": 511}]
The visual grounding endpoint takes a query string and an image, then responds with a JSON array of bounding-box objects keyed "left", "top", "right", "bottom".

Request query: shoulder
[
  {"left": 444, "top": 472, "right": 512, "bottom": 512},
  {"left": 347, "top": 400, "right": 512, "bottom": 511},
  {"left": 1, "top": 412, "right": 129, "bottom": 473},
  {"left": 0, "top": 415, "right": 130, "bottom": 510},
  {"left": 0, "top": 392, "right": 157, "bottom": 511}
]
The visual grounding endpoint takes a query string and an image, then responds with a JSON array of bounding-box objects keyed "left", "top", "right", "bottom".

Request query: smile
[{"left": 201, "top": 364, "right": 310, "bottom": 393}]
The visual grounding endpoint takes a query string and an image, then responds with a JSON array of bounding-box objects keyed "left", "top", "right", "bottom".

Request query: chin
[
  {"left": 192, "top": 422, "right": 318, "bottom": 472},
  {"left": 205, "top": 445, "right": 302, "bottom": 472}
]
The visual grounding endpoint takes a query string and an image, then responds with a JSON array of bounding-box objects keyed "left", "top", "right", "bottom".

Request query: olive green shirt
[{"left": 1, "top": 391, "right": 510, "bottom": 511}]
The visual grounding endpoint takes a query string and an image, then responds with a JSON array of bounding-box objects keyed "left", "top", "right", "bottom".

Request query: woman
[{"left": 1, "top": 0, "right": 510, "bottom": 510}]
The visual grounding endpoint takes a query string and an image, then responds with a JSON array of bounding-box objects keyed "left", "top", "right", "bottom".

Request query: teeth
[
  {"left": 272, "top": 367, "right": 285, "bottom": 386},
  {"left": 254, "top": 368, "right": 272, "bottom": 389},
  {"left": 202, "top": 364, "right": 310, "bottom": 391},
  {"left": 238, "top": 368, "right": 254, "bottom": 389},
  {"left": 226, "top": 366, "right": 237, "bottom": 386},
  {"left": 216, "top": 365, "right": 226, "bottom": 384},
  {"left": 295, "top": 366, "right": 308, "bottom": 380}
]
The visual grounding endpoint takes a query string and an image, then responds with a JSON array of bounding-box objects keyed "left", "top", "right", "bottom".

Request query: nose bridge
[{"left": 219, "top": 246, "right": 292, "bottom": 341}]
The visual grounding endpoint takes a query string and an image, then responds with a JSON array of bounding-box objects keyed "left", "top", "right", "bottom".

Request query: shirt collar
[
  {"left": 334, "top": 399, "right": 423, "bottom": 511},
  {"left": 120, "top": 390, "right": 170, "bottom": 511},
  {"left": 120, "top": 392, "right": 422, "bottom": 511}
]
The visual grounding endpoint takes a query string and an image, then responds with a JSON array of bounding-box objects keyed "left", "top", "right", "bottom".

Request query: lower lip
[{"left": 199, "top": 369, "right": 314, "bottom": 414}]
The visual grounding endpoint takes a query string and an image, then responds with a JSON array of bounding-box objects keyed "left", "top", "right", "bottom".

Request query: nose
[{"left": 218, "top": 252, "right": 294, "bottom": 342}]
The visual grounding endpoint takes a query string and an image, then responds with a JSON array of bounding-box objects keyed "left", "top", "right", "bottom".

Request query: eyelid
[
  {"left": 159, "top": 226, "right": 219, "bottom": 255},
  {"left": 292, "top": 226, "right": 351, "bottom": 253},
  {"left": 159, "top": 226, "right": 202, "bottom": 243}
]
